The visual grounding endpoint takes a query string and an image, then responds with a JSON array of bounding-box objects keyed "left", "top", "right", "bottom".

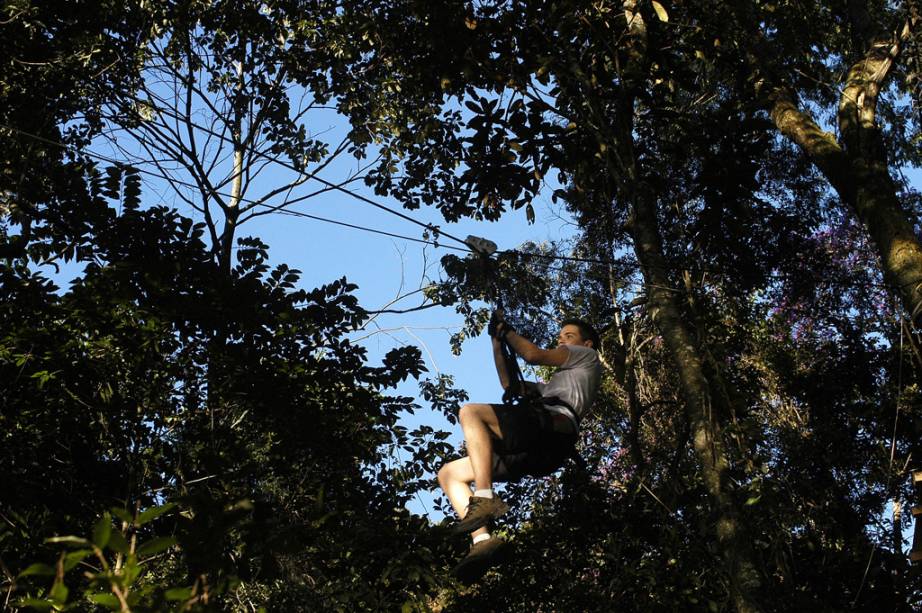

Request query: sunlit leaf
[
  {"left": 49, "top": 581, "right": 68, "bottom": 604},
  {"left": 92, "top": 514, "right": 111, "bottom": 548},
  {"left": 45, "top": 536, "right": 91, "bottom": 548},
  {"left": 137, "top": 536, "right": 177, "bottom": 557},
  {"left": 109, "top": 508, "right": 133, "bottom": 524},
  {"left": 63, "top": 550, "right": 93, "bottom": 572},
  {"left": 136, "top": 503, "right": 176, "bottom": 526},
  {"left": 18, "top": 563, "right": 55, "bottom": 578},
  {"left": 164, "top": 587, "right": 193, "bottom": 601},
  {"left": 14, "top": 598, "right": 53, "bottom": 611},
  {"left": 107, "top": 530, "right": 130, "bottom": 555},
  {"left": 87, "top": 593, "right": 120, "bottom": 607}
]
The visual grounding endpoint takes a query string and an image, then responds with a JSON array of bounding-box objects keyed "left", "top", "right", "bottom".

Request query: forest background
[{"left": 3, "top": 1, "right": 922, "bottom": 612}]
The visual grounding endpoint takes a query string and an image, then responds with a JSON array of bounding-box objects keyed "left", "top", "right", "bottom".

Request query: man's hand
[
  {"left": 488, "top": 309, "right": 508, "bottom": 338},
  {"left": 488, "top": 310, "right": 516, "bottom": 339},
  {"left": 487, "top": 310, "right": 500, "bottom": 338},
  {"left": 490, "top": 310, "right": 568, "bottom": 366}
]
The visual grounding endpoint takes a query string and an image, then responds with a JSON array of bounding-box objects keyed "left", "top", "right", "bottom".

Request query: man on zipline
[{"left": 437, "top": 311, "right": 602, "bottom": 583}]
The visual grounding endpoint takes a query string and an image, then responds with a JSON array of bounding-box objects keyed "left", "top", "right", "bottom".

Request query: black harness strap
[
  {"left": 499, "top": 331, "right": 587, "bottom": 472},
  {"left": 499, "top": 334, "right": 532, "bottom": 405},
  {"left": 464, "top": 235, "right": 587, "bottom": 473},
  {"left": 540, "top": 396, "right": 587, "bottom": 471}
]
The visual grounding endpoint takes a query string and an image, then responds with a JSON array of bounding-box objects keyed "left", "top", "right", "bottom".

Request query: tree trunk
[
  {"left": 219, "top": 54, "right": 246, "bottom": 277},
  {"left": 893, "top": 499, "right": 906, "bottom": 610},
  {"left": 628, "top": 189, "right": 764, "bottom": 613},
  {"left": 609, "top": 5, "right": 765, "bottom": 610},
  {"left": 769, "top": 89, "right": 922, "bottom": 324},
  {"left": 623, "top": 350, "right": 646, "bottom": 472},
  {"left": 765, "top": 14, "right": 922, "bottom": 322}
]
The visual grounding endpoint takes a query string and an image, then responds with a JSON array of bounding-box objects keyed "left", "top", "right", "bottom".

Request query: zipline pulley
[
  {"left": 465, "top": 235, "right": 534, "bottom": 406},
  {"left": 463, "top": 235, "right": 498, "bottom": 257}
]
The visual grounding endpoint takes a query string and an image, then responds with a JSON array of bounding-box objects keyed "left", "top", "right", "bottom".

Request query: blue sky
[
  {"left": 235, "top": 155, "right": 576, "bottom": 518},
  {"left": 37, "top": 98, "right": 577, "bottom": 519},
  {"left": 51, "top": 54, "right": 922, "bottom": 524}
]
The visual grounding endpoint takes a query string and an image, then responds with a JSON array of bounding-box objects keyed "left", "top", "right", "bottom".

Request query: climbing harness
[
  {"left": 465, "top": 235, "right": 531, "bottom": 405},
  {"left": 465, "top": 235, "right": 581, "bottom": 417},
  {"left": 464, "top": 234, "right": 587, "bottom": 473},
  {"left": 495, "top": 318, "right": 533, "bottom": 406}
]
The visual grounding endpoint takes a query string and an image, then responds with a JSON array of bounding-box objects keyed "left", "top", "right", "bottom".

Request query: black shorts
[{"left": 489, "top": 402, "right": 578, "bottom": 482}]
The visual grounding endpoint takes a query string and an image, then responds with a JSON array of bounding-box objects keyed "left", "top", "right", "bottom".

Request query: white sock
[
  {"left": 472, "top": 532, "right": 491, "bottom": 544},
  {"left": 473, "top": 488, "right": 493, "bottom": 499}
]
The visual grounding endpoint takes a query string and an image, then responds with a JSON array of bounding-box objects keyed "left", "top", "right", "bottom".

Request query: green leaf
[
  {"left": 18, "top": 563, "right": 55, "bottom": 578},
  {"left": 14, "top": 598, "right": 54, "bottom": 611},
  {"left": 651, "top": 0, "right": 669, "bottom": 22},
  {"left": 123, "top": 168, "right": 141, "bottom": 210},
  {"left": 49, "top": 581, "right": 68, "bottom": 604},
  {"left": 102, "top": 165, "right": 123, "bottom": 200},
  {"left": 30, "top": 370, "right": 57, "bottom": 389},
  {"left": 164, "top": 587, "right": 193, "bottom": 601},
  {"left": 136, "top": 502, "right": 176, "bottom": 526},
  {"left": 62, "top": 550, "right": 93, "bottom": 572},
  {"left": 744, "top": 495, "right": 761, "bottom": 506},
  {"left": 110, "top": 508, "right": 134, "bottom": 524},
  {"left": 107, "top": 530, "right": 130, "bottom": 555},
  {"left": 122, "top": 558, "right": 141, "bottom": 584},
  {"left": 137, "top": 536, "right": 177, "bottom": 557},
  {"left": 87, "top": 593, "right": 120, "bottom": 608},
  {"left": 92, "top": 514, "right": 112, "bottom": 548},
  {"left": 45, "top": 536, "right": 91, "bottom": 548}
]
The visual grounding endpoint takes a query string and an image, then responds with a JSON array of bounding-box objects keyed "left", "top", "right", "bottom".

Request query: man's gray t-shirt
[{"left": 536, "top": 344, "right": 602, "bottom": 426}]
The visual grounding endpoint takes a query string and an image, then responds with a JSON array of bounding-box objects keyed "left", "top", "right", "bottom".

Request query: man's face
[{"left": 557, "top": 324, "right": 592, "bottom": 348}]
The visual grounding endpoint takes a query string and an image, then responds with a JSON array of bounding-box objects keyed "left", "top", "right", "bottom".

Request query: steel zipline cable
[
  {"left": 0, "top": 123, "right": 898, "bottom": 294},
  {"left": 1, "top": 124, "right": 630, "bottom": 292},
  {"left": 0, "top": 123, "right": 473, "bottom": 252},
  {"left": 0, "top": 123, "right": 622, "bottom": 268}
]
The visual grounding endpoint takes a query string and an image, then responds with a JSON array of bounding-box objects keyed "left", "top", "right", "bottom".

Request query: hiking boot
[
  {"left": 451, "top": 495, "right": 509, "bottom": 534},
  {"left": 452, "top": 536, "right": 508, "bottom": 584}
]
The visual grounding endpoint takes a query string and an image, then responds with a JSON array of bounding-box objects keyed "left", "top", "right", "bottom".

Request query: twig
[
  {"left": 366, "top": 302, "right": 441, "bottom": 316},
  {"left": 637, "top": 479, "right": 673, "bottom": 515},
  {"left": 403, "top": 326, "right": 440, "bottom": 374},
  {"left": 851, "top": 545, "right": 876, "bottom": 608}
]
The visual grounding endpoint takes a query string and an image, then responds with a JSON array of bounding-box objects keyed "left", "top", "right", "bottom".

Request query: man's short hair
[{"left": 560, "top": 318, "right": 601, "bottom": 351}]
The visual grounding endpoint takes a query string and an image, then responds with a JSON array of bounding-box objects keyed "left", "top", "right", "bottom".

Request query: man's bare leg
[
  {"left": 457, "top": 403, "right": 502, "bottom": 491},
  {"left": 437, "top": 403, "right": 509, "bottom": 535},
  {"left": 438, "top": 403, "right": 510, "bottom": 581},
  {"left": 436, "top": 457, "right": 489, "bottom": 541}
]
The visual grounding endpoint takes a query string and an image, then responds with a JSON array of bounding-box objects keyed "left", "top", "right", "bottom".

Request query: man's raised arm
[
  {"left": 491, "top": 334, "right": 513, "bottom": 391},
  {"left": 500, "top": 329, "right": 569, "bottom": 368}
]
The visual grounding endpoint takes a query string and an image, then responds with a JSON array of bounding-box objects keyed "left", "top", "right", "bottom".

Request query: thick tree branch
[
  {"left": 765, "top": 87, "right": 855, "bottom": 201},
  {"left": 839, "top": 12, "right": 919, "bottom": 154}
]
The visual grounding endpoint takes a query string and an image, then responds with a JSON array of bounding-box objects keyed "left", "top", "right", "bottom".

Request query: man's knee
[
  {"left": 458, "top": 403, "right": 479, "bottom": 425},
  {"left": 459, "top": 403, "right": 504, "bottom": 440},
  {"left": 438, "top": 458, "right": 471, "bottom": 488},
  {"left": 459, "top": 402, "right": 496, "bottom": 422},
  {"left": 437, "top": 462, "right": 452, "bottom": 487}
]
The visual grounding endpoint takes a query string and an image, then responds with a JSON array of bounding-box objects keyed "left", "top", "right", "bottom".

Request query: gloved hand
[
  {"left": 487, "top": 310, "right": 502, "bottom": 337},
  {"left": 488, "top": 310, "right": 515, "bottom": 339}
]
